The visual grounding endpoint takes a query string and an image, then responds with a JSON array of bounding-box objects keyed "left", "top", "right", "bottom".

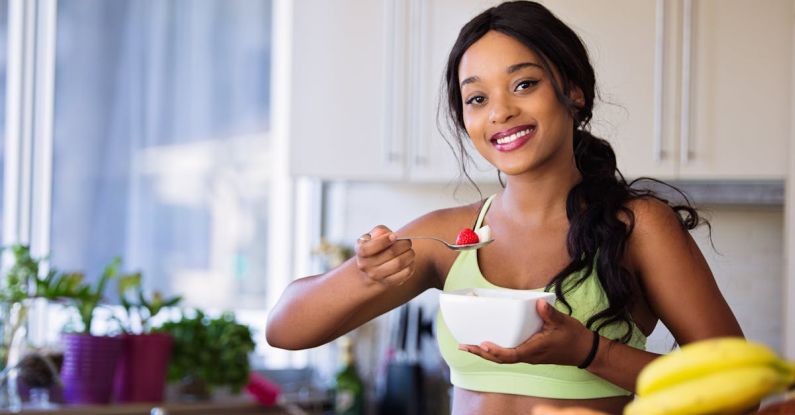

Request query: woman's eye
[
  {"left": 465, "top": 95, "right": 486, "bottom": 105},
  {"left": 515, "top": 80, "right": 539, "bottom": 91}
]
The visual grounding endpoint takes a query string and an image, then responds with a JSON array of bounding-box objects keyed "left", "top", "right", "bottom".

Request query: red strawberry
[{"left": 455, "top": 228, "right": 480, "bottom": 245}]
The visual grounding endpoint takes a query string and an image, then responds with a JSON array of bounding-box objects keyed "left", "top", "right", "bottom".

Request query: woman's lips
[{"left": 490, "top": 125, "right": 536, "bottom": 152}]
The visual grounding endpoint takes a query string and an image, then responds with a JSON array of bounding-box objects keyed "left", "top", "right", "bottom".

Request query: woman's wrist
[
  {"left": 577, "top": 330, "right": 601, "bottom": 369},
  {"left": 584, "top": 335, "right": 610, "bottom": 374}
]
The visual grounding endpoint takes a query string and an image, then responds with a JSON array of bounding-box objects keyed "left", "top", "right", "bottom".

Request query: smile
[{"left": 490, "top": 125, "right": 536, "bottom": 152}]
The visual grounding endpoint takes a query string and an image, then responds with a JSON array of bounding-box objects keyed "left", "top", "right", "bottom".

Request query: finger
[
  {"left": 458, "top": 344, "right": 504, "bottom": 363},
  {"left": 380, "top": 264, "right": 415, "bottom": 286},
  {"left": 356, "top": 239, "right": 412, "bottom": 274},
  {"left": 478, "top": 341, "right": 520, "bottom": 364},
  {"left": 370, "top": 225, "right": 392, "bottom": 239},
  {"left": 356, "top": 227, "right": 398, "bottom": 257},
  {"left": 367, "top": 238, "right": 412, "bottom": 263},
  {"left": 368, "top": 248, "right": 415, "bottom": 279},
  {"left": 536, "top": 298, "right": 562, "bottom": 324}
]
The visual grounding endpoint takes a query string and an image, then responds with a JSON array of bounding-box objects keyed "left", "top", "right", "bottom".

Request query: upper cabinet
[
  {"left": 538, "top": 0, "right": 675, "bottom": 180},
  {"left": 545, "top": 0, "right": 792, "bottom": 181},
  {"left": 680, "top": 0, "right": 791, "bottom": 179},
  {"left": 288, "top": 0, "right": 499, "bottom": 183},
  {"left": 287, "top": 0, "right": 792, "bottom": 182},
  {"left": 288, "top": 0, "right": 402, "bottom": 181}
]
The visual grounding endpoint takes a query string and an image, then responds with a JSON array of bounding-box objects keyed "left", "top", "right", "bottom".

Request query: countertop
[{"left": 0, "top": 400, "right": 321, "bottom": 415}]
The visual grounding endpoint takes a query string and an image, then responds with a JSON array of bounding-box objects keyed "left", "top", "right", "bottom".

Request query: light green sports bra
[{"left": 436, "top": 194, "right": 647, "bottom": 399}]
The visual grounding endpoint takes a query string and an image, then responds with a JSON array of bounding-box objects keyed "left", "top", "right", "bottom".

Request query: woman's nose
[{"left": 488, "top": 96, "right": 518, "bottom": 125}]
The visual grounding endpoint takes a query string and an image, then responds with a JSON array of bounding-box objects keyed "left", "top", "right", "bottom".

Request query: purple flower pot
[
  {"left": 61, "top": 334, "right": 123, "bottom": 404},
  {"left": 113, "top": 333, "right": 173, "bottom": 403}
]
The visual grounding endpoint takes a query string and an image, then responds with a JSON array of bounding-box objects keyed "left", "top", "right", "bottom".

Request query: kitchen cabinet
[
  {"left": 287, "top": 0, "right": 792, "bottom": 182},
  {"left": 542, "top": 0, "right": 792, "bottom": 180},
  {"left": 679, "top": 0, "right": 791, "bottom": 179},
  {"left": 288, "top": 0, "right": 402, "bottom": 181},
  {"left": 538, "top": 0, "right": 674, "bottom": 179},
  {"left": 288, "top": 0, "right": 498, "bottom": 183}
]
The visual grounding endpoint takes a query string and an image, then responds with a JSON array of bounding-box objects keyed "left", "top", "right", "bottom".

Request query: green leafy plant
[
  {"left": 156, "top": 309, "right": 255, "bottom": 393},
  {"left": 0, "top": 244, "right": 80, "bottom": 303},
  {"left": 66, "top": 257, "right": 122, "bottom": 334},
  {"left": 115, "top": 272, "right": 182, "bottom": 334},
  {"left": 0, "top": 244, "right": 83, "bottom": 372}
]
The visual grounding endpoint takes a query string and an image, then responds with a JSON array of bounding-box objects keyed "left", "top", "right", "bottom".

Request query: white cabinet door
[
  {"left": 409, "top": 0, "right": 501, "bottom": 184},
  {"left": 288, "top": 0, "right": 403, "bottom": 180},
  {"left": 539, "top": 0, "right": 676, "bottom": 180},
  {"left": 679, "top": 0, "right": 791, "bottom": 179}
]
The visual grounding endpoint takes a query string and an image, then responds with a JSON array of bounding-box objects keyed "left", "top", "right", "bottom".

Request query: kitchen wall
[{"left": 326, "top": 181, "right": 785, "bottom": 355}]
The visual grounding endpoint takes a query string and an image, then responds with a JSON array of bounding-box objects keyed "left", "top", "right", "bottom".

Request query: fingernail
[
  {"left": 389, "top": 233, "right": 397, "bottom": 241},
  {"left": 480, "top": 344, "right": 490, "bottom": 352},
  {"left": 457, "top": 345, "right": 467, "bottom": 352}
]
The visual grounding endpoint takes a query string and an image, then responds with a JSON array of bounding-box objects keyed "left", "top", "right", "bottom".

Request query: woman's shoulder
[
  {"left": 622, "top": 196, "right": 686, "bottom": 236},
  {"left": 621, "top": 196, "right": 699, "bottom": 272}
]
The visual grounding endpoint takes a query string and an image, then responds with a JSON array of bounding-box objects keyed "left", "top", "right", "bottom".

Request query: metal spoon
[{"left": 395, "top": 236, "right": 494, "bottom": 251}]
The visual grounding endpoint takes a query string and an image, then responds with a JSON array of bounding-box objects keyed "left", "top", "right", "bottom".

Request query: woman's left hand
[{"left": 458, "top": 299, "right": 597, "bottom": 366}]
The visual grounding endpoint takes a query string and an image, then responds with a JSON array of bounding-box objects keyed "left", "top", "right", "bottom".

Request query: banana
[
  {"left": 636, "top": 337, "right": 782, "bottom": 397},
  {"left": 625, "top": 365, "right": 788, "bottom": 415}
]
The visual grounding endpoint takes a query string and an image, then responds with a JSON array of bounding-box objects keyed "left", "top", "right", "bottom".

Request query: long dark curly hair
[{"left": 443, "top": 1, "right": 705, "bottom": 342}]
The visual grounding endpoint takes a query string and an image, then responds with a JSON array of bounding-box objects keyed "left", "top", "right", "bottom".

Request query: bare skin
[{"left": 266, "top": 31, "right": 742, "bottom": 415}]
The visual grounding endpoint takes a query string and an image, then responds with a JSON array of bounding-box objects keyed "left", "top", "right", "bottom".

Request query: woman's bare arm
[
  {"left": 585, "top": 198, "right": 742, "bottom": 391},
  {"left": 265, "top": 209, "right": 460, "bottom": 350}
]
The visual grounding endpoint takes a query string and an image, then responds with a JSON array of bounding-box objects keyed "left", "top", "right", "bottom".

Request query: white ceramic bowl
[{"left": 439, "top": 288, "right": 556, "bottom": 348}]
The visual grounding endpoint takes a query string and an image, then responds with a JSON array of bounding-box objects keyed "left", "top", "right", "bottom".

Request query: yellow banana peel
[
  {"left": 626, "top": 365, "right": 787, "bottom": 415},
  {"left": 636, "top": 337, "right": 780, "bottom": 397}
]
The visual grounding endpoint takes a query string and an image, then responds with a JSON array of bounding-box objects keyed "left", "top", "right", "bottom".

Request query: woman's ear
[{"left": 569, "top": 86, "right": 585, "bottom": 108}]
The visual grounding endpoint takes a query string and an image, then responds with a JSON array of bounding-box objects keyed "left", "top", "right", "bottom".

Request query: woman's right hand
[{"left": 355, "top": 225, "right": 415, "bottom": 286}]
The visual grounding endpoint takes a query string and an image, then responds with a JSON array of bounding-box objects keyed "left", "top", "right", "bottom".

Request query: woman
[{"left": 266, "top": 1, "right": 742, "bottom": 413}]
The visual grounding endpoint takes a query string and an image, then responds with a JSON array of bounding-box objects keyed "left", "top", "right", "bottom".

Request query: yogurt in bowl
[{"left": 439, "top": 287, "right": 556, "bottom": 348}]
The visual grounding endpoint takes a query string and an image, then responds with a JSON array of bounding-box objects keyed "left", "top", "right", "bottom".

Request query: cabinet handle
[
  {"left": 679, "top": 0, "right": 694, "bottom": 164},
  {"left": 409, "top": 0, "right": 428, "bottom": 166},
  {"left": 383, "top": 0, "right": 405, "bottom": 164},
  {"left": 652, "top": 0, "right": 665, "bottom": 162}
]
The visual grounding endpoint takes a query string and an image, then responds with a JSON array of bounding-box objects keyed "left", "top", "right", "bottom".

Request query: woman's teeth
[{"left": 495, "top": 128, "right": 533, "bottom": 144}]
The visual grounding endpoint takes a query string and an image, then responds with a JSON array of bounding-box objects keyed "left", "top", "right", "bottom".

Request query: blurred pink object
[{"left": 245, "top": 372, "right": 281, "bottom": 406}]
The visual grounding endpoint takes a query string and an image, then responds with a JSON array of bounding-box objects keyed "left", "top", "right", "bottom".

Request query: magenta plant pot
[
  {"left": 61, "top": 334, "right": 123, "bottom": 404},
  {"left": 112, "top": 333, "right": 173, "bottom": 403}
]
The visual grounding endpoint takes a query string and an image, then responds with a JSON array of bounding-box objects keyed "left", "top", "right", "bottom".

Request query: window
[
  {"left": 2, "top": 0, "right": 281, "bottom": 352},
  {"left": 0, "top": 1, "right": 7, "bottom": 241},
  {"left": 49, "top": 0, "right": 273, "bottom": 310}
]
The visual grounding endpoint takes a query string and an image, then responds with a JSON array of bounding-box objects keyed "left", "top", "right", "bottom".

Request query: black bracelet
[{"left": 577, "top": 331, "right": 600, "bottom": 369}]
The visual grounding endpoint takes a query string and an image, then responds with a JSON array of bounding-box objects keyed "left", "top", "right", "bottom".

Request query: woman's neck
[{"left": 499, "top": 163, "right": 581, "bottom": 225}]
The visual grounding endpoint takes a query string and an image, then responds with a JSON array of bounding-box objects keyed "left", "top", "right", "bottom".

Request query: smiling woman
[{"left": 267, "top": 1, "right": 743, "bottom": 414}]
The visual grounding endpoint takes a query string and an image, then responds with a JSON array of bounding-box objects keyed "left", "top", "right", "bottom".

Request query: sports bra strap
[{"left": 475, "top": 194, "right": 496, "bottom": 229}]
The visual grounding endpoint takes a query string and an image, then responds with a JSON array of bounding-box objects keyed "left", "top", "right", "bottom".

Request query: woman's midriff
[{"left": 451, "top": 387, "right": 631, "bottom": 415}]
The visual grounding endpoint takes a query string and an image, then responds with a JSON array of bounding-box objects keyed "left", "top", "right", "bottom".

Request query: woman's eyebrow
[
  {"left": 460, "top": 76, "right": 479, "bottom": 89},
  {"left": 507, "top": 61, "right": 543, "bottom": 74},
  {"left": 460, "top": 61, "right": 544, "bottom": 88}
]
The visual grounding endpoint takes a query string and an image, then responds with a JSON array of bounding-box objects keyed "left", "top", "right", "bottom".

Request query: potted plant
[
  {"left": 112, "top": 272, "right": 181, "bottom": 403},
  {"left": 155, "top": 309, "right": 255, "bottom": 401},
  {"left": 0, "top": 244, "right": 79, "bottom": 409},
  {"left": 59, "top": 257, "right": 124, "bottom": 404}
]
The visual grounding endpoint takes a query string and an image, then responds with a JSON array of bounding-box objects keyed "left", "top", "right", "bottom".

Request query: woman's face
[{"left": 458, "top": 30, "right": 580, "bottom": 176}]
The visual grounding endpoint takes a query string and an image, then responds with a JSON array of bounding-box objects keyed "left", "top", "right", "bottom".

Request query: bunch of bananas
[{"left": 625, "top": 337, "right": 795, "bottom": 415}]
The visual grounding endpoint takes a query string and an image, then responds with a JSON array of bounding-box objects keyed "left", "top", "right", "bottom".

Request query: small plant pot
[
  {"left": 60, "top": 334, "right": 123, "bottom": 404},
  {"left": 112, "top": 333, "right": 173, "bottom": 403},
  {"left": 177, "top": 375, "right": 210, "bottom": 402}
]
